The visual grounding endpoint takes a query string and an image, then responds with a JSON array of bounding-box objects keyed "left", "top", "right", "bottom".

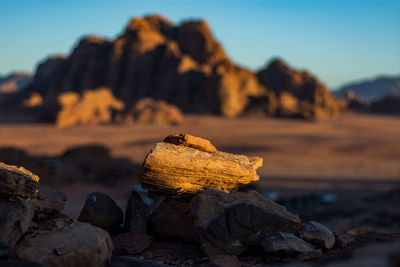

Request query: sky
[{"left": 0, "top": 0, "right": 399, "bottom": 89}]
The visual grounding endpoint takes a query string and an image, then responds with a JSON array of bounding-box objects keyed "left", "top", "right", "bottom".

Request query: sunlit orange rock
[
  {"left": 140, "top": 134, "right": 263, "bottom": 197},
  {"left": 55, "top": 87, "right": 125, "bottom": 128}
]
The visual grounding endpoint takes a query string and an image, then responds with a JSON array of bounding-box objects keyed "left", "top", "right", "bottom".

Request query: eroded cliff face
[
  {"left": 28, "top": 14, "right": 339, "bottom": 119},
  {"left": 30, "top": 15, "right": 266, "bottom": 117},
  {"left": 257, "top": 59, "right": 340, "bottom": 119}
]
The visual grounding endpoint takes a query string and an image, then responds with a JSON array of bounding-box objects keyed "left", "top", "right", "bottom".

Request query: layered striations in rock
[{"left": 140, "top": 134, "right": 262, "bottom": 196}]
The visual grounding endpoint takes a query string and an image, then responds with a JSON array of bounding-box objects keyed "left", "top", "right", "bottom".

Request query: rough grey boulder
[
  {"left": 0, "top": 198, "right": 34, "bottom": 256},
  {"left": 124, "top": 190, "right": 150, "bottom": 234},
  {"left": 78, "top": 192, "right": 123, "bottom": 234},
  {"left": 301, "top": 221, "right": 335, "bottom": 249},
  {"left": 190, "top": 189, "right": 304, "bottom": 256},
  {"left": 8, "top": 222, "right": 113, "bottom": 267},
  {"left": 261, "top": 232, "right": 322, "bottom": 261}
]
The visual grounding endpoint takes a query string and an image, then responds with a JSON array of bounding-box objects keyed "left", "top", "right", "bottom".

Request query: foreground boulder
[
  {"left": 8, "top": 222, "right": 113, "bottom": 267},
  {"left": 124, "top": 190, "right": 150, "bottom": 234},
  {"left": 190, "top": 189, "right": 304, "bottom": 256},
  {"left": 0, "top": 162, "right": 113, "bottom": 266},
  {"left": 140, "top": 134, "right": 262, "bottom": 196},
  {"left": 78, "top": 192, "right": 123, "bottom": 234}
]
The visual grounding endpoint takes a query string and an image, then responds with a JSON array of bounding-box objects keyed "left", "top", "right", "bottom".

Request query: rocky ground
[{"left": 1, "top": 133, "right": 399, "bottom": 266}]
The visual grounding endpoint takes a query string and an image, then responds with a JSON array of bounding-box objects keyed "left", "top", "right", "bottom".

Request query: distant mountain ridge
[
  {"left": 335, "top": 76, "right": 400, "bottom": 101},
  {"left": 0, "top": 73, "right": 33, "bottom": 93}
]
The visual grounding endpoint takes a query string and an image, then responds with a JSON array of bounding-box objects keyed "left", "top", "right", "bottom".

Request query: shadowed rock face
[
  {"left": 21, "top": 14, "right": 341, "bottom": 120},
  {"left": 257, "top": 59, "right": 340, "bottom": 119},
  {"left": 27, "top": 15, "right": 268, "bottom": 118},
  {"left": 0, "top": 162, "right": 113, "bottom": 266}
]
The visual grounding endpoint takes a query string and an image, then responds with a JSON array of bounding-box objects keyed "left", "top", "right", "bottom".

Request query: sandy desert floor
[{"left": 0, "top": 112, "right": 399, "bottom": 217}]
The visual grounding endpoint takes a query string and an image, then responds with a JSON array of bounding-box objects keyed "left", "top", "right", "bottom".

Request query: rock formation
[
  {"left": 55, "top": 87, "right": 125, "bottom": 127},
  {"left": 0, "top": 14, "right": 342, "bottom": 121},
  {"left": 257, "top": 59, "right": 340, "bottom": 119},
  {"left": 191, "top": 189, "right": 305, "bottom": 256},
  {"left": 24, "top": 15, "right": 269, "bottom": 118},
  {"left": 22, "top": 92, "right": 43, "bottom": 107},
  {"left": 78, "top": 192, "right": 124, "bottom": 234},
  {"left": 124, "top": 190, "right": 150, "bottom": 234},
  {"left": 150, "top": 198, "right": 199, "bottom": 243},
  {"left": 0, "top": 162, "right": 113, "bottom": 266},
  {"left": 115, "top": 98, "right": 183, "bottom": 125},
  {"left": 140, "top": 134, "right": 262, "bottom": 196}
]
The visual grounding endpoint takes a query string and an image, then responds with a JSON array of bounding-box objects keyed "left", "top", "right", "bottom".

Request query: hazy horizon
[{"left": 1, "top": 0, "right": 399, "bottom": 89}]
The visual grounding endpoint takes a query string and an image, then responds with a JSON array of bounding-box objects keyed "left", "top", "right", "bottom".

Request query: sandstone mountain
[
  {"left": 257, "top": 59, "right": 340, "bottom": 119},
  {"left": 24, "top": 14, "right": 339, "bottom": 119}
]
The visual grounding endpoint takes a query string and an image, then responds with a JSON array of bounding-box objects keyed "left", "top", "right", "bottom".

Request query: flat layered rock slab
[{"left": 141, "top": 142, "right": 262, "bottom": 196}]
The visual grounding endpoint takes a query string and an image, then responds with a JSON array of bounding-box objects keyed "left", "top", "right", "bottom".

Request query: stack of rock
[
  {"left": 136, "top": 134, "right": 336, "bottom": 261},
  {"left": 0, "top": 162, "right": 113, "bottom": 267}
]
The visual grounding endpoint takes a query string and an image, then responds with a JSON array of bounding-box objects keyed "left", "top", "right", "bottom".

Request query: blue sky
[{"left": 0, "top": 0, "right": 399, "bottom": 89}]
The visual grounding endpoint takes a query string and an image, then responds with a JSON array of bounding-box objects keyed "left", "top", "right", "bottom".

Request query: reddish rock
[
  {"left": 208, "top": 255, "right": 243, "bottom": 267},
  {"left": 113, "top": 232, "right": 153, "bottom": 255},
  {"left": 150, "top": 198, "right": 199, "bottom": 243}
]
